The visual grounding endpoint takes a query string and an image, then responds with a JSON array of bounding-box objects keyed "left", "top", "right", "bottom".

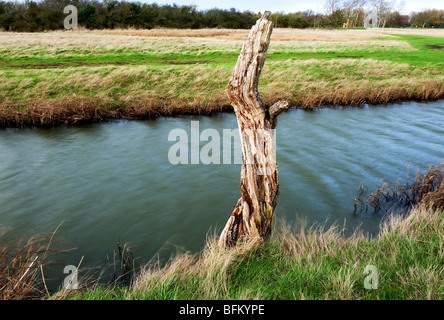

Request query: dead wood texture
[{"left": 219, "top": 12, "right": 289, "bottom": 248}]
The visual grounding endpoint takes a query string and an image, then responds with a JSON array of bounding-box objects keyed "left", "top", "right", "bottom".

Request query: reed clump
[
  {"left": 0, "top": 229, "right": 64, "bottom": 300},
  {"left": 354, "top": 165, "right": 443, "bottom": 213},
  {"left": 421, "top": 180, "right": 444, "bottom": 211}
]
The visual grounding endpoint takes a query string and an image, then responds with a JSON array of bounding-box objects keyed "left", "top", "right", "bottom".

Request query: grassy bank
[
  {"left": 53, "top": 203, "right": 443, "bottom": 300},
  {"left": 0, "top": 28, "right": 443, "bottom": 127},
  {"left": 2, "top": 172, "right": 442, "bottom": 300}
]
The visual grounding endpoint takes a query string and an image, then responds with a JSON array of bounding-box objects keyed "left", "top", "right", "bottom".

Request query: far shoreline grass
[{"left": 0, "top": 29, "right": 443, "bottom": 128}]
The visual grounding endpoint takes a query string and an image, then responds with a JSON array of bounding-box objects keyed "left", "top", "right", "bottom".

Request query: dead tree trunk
[{"left": 219, "top": 12, "right": 289, "bottom": 248}]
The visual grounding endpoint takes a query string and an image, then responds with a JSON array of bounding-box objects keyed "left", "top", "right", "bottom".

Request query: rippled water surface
[{"left": 1, "top": 100, "right": 443, "bottom": 289}]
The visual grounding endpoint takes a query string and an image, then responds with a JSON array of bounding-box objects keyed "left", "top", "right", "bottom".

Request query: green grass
[
  {"left": 391, "top": 34, "right": 444, "bottom": 68},
  {"left": 0, "top": 31, "right": 443, "bottom": 126},
  {"left": 0, "top": 52, "right": 240, "bottom": 69},
  {"left": 0, "top": 34, "right": 441, "bottom": 69},
  {"left": 54, "top": 206, "right": 443, "bottom": 300}
]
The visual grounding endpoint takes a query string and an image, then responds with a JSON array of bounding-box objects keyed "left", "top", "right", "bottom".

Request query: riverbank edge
[
  {"left": 53, "top": 203, "right": 443, "bottom": 300},
  {"left": 1, "top": 171, "right": 442, "bottom": 300},
  {"left": 1, "top": 94, "right": 444, "bottom": 128}
]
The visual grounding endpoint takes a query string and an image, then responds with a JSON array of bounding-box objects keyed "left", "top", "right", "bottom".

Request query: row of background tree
[{"left": 0, "top": 0, "right": 443, "bottom": 32}]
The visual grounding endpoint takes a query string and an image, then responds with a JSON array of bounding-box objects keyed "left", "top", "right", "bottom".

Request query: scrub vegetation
[{"left": 0, "top": 28, "right": 443, "bottom": 127}]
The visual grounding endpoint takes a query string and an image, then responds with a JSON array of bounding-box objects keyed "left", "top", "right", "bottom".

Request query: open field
[{"left": 0, "top": 28, "right": 443, "bottom": 127}]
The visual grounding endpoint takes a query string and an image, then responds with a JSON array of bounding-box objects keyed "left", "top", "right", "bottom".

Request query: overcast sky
[{"left": 142, "top": 0, "right": 444, "bottom": 15}]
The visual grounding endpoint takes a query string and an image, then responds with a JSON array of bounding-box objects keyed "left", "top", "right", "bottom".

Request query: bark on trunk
[{"left": 218, "top": 12, "right": 288, "bottom": 248}]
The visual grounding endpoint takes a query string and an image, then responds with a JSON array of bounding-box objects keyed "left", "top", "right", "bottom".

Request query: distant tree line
[
  {"left": 0, "top": 0, "right": 443, "bottom": 32},
  {"left": 410, "top": 9, "right": 444, "bottom": 28}
]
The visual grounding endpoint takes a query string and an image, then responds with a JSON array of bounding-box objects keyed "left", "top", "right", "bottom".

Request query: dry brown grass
[
  {"left": 103, "top": 27, "right": 396, "bottom": 41},
  {"left": 421, "top": 164, "right": 444, "bottom": 211},
  {"left": 101, "top": 27, "right": 444, "bottom": 41},
  {"left": 0, "top": 98, "right": 113, "bottom": 127},
  {"left": 262, "top": 59, "right": 444, "bottom": 108},
  {"left": 2, "top": 80, "right": 442, "bottom": 128},
  {"left": 0, "top": 227, "right": 65, "bottom": 300},
  {"left": 100, "top": 28, "right": 250, "bottom": 40},
  {"left": 0, "top": 96, "right": 232, "bottom": 127},
  {"left": 273, "top": 218, "right": 362, "bottom": 264},
  {"left": 2, "top": 76, "right": 440, "bottom": 128},
  {"left": 422, "top": 187, "right": 444, "bottom": 211},
  {"left": 379, "top": 28, "right": 444, "bottom": 37}
]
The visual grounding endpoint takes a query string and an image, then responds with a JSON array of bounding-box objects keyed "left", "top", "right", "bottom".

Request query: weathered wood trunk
[{"left": 219, "top": 12, "right": 289, "bottom": 248}]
